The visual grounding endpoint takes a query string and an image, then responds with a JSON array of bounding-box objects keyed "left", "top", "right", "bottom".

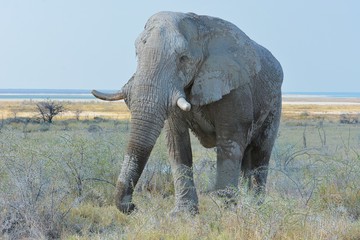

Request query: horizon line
[{"left": 1, "top": 89, "right": 360, "bottom": 94}]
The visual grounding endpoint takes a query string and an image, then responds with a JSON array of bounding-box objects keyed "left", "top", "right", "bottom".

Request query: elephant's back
[{"left": 256, "top": 43, "right": 283, "bottom": 89}]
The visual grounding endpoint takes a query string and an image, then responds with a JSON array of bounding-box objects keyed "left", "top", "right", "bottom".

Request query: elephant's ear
[{"left": 189, "top": 33, "right": 261, "bottom": 106}]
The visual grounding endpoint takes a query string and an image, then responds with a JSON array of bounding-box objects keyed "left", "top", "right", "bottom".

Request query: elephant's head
[{"left": 92, "top": 11, "right": 261, "bottom": 213}]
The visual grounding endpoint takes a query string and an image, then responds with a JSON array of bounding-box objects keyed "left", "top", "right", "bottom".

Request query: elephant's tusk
[
  {"left": 92, "top": 90, "right": 126, "bottom": 101},
  {"left": 177, "top": 97, "right": 191, "bottom": 111}
]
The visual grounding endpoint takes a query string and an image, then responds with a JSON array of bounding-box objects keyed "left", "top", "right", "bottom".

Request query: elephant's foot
[
  {"left": 170, "top": 201, "right": 199, "bottom": 217},
  {"left": 116, "top": 202, "right": 136, "bottom": 214},
  {"left": 171, "top": 164, "right": 199, "bottom": 216},
  {"left": 215, "top": 187, "right": 237, "bottom": 197},
  {"left": 115, "top": 182, "right": 136, "bottom": 214},
  {"left": 214, "top": 187, "right": 238, "bottom": 207},
  {"left": 247, "top": 180, "right": 266, "bottom": 205},
  {"left": 253, "top": 188, "right": 266, "bottom": 206}
]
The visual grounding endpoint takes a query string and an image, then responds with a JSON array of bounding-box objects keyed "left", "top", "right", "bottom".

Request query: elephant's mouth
[{"left": 183, "top": 78, "right": 195, "bottom": 96}]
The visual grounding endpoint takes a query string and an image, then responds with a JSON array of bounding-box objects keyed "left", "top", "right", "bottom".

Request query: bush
[
  {"left": 0, "top": 124, "right": 126, "bottom": 238},
  {"left": 87, "top": 124, "right": 103, "bottom": 133},
  {"left": 340, "top": 114, "right": 359, "bottom": 124},
  {"left": 36, "top": 100, "right": 65, "bottom": 123},
  {"left": 0, "top": 131, "right": 70, "bottom": 239}
]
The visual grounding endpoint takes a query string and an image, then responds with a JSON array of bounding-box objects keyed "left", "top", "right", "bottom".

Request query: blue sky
[{"left": 0, "top": 1, "right": 359, "bottom": 92}]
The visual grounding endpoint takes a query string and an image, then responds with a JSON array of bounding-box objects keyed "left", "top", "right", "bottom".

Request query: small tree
[
  {"left": 74, "top": 109, "right": 83, "bottom": 121},
  {"left": 11, "top": 109, "right": 20, "bottom": 120},
  {"left": 36, "top": 100, "right": 65, "bottom": 123}
]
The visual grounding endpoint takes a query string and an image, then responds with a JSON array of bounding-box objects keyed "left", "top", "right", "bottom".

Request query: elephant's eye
[{"left": 179, "top": 55, "right": 189, "bottom": 64}]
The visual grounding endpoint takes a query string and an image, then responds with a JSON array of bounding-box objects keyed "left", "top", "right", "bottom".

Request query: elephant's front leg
[{"left": 165, "top": 117, "right": 199, "bottom": 215}]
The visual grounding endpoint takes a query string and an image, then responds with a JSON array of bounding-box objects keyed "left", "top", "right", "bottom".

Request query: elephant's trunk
[{"left": 115, "top": 93, "right": 166, "bottom": 213}]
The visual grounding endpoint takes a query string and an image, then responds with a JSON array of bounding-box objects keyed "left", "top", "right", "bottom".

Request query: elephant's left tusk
[
  {"left": 92, "top": 90, "right": 126, "bottom": 101},
  {"left": 177, "top": 97, "right": 191, "bottom": 111}
]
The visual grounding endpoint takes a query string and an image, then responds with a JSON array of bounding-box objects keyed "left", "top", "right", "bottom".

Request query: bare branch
[{"left": 35, "top": 100, "right": 65, "bottom": 123}]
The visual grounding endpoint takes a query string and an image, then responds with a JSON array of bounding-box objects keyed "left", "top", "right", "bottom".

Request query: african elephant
[{"left": 92, "top": 11, "right": 283, "bottom": 214}]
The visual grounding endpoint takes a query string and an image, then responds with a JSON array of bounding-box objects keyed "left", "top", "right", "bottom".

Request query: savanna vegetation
[{"left": 0, "top": 100, "right": 359, "bottom": 239}]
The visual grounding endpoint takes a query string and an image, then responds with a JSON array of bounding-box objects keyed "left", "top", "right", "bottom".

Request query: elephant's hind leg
[
  {"left": 242, "top": 144, "right": 271, "bottom": 196},
  {"left": 242, "top": 113, "right": 280, "bottom": 197}
]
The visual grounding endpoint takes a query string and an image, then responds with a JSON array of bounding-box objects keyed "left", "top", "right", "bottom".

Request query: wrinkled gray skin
[{"left": 92, "top": 11, "right": 283, "bottom": 215}]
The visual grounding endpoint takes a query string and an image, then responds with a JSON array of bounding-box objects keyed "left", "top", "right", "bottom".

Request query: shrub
[
  {"left": 0, "top": 125, "right": 126, "bottom": 238},
  {"left": 36, "top": 100, "right": 65, "bottom": 123}
]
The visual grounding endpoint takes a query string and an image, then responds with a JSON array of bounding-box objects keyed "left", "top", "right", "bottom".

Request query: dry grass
[
  {"left": 0, "top": 100, "right": 131, "bottom": 120},
  {"left": 282, "top": 103, "right": 360, "bottom": 121},
  {"left": 1, "top": 99, "right": 360, "bottom": 239}
]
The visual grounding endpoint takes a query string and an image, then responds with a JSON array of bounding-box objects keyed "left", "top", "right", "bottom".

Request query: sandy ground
[
  {"left": 280, "top": 97, "right": 360, "bottom": 121},
  {"left": 282, "top": 96, "right": 360, "bottom": 105},
  {"left": 1, "top": 97, "right": 360, "bottom": 121}
]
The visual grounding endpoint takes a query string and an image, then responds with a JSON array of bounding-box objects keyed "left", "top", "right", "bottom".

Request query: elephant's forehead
[
  {"left": 146, "top": 11, "right": 186, "bottom": 26},
  {"left": 136, "top": 27, "right": 186, "bottom": 51},
  {"left": 136, "top": 17, "right": 187, "bottom": 52}
]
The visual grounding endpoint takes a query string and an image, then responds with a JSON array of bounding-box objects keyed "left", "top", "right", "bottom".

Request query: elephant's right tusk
[
  {"left": 92, "top": 90, "right": 126, "bottom": 101},
  {"left": 177, "top": 97, "right": 191, "bottom": 111}
]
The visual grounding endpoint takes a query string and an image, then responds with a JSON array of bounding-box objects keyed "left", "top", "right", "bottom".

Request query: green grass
[{"left": 0, "top": 118, "right": 360, "bottom": 239}]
